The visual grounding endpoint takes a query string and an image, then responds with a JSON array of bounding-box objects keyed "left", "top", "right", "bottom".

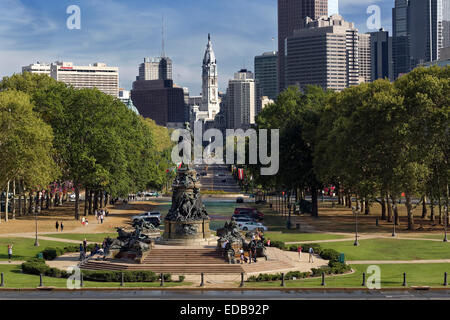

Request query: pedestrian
[
  {"left": 7, "top": 244, "right": 13, "bottom": 263},
  {"left": 100, "top": 214, "right": 104, "bottom": 224},
  {"left": 81, "top": 217, "right": 86, "bottom": 226},
  {"left": 252, "top": 246, "right": 257, "bottom": 263},
  {"left": 239, "top": 248, "right": 244, "bottom": 264},
  {"left": 308, "top": 247, "right": 314, "bottom": 263},
  {"left": 83, "top": 238, "right": 87, "bottom": 253},
  {"left": 297, "top": 245, "right": 302, "bottom": 261},
  {"left": 266, "top": 239, "right": 271, "bottom": 247},
  {"left": 85, "top": 219, "right": 89, "bottom": 226},
  {"left": 55, "top": 221, "right": 59, "bottom": 231},
  {"left": 221, "top": 240, "right": 228, "bottom": 256},
  {"left": 60, "top": 222, "right": 64, "bottom": 232},
  {"left": 79, "top": 243, "right": 84, "bottom": 260}
]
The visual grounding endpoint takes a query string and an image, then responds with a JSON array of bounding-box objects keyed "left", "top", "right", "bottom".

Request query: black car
[{"left": 236, "top": 197, "right": 244, "bottom": 203}]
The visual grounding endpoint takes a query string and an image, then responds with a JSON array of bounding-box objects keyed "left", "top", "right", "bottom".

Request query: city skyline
[{"left": 1, "top": 0, "right": 395, "bottom": 94}]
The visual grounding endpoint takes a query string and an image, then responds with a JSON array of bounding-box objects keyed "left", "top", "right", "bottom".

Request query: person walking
[
  {"left": 81, "top": 217, "right": 86, "bottom": 226},
  {"left": 297, "top": 245, "right": 302, "bottom": 261},
  {"left": 60, "top": 222, "right": 64, "bottom": 232},
  {"left": 79, "top": 243, "right": 84, "bottom": 261},
  {"left": 83, "top": 239, "right": 87, "bottom": 254},
  {"left": 266, "top": 239, "right": 271, "bottom": 247},
  {"left": 100, "top": 213, "right": 104, "bottom": 224},
  {"left": 55, "top": 221, "right": 59, "bottom": 232},
  {"left": 308, "top": 247, "right": 314, "bottom": 263},
  {"left": 239, "top": 248, "right": 244, "bottom": 264},
  {"left": 7, "top": 244, "right": 13, "bottom": 263}
]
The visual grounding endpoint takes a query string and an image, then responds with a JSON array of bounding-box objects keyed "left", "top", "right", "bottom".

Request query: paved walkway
[
  {"left": 0, "top": 261, "right": 24, "bottom": 265},
  {"left": 348, "top": 259, "right": 450, "bottom": 265}
]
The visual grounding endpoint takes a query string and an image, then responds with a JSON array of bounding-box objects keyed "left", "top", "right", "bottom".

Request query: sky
[{"left": 0, "top": 0, "right": 395, "bottom": 94}]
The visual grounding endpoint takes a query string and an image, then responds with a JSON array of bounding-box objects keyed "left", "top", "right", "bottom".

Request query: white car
[
  {"left": 132, "top": 211, "right": 161, "bottom": 222},
  {"left": 238, "top": 221, "right": 267, "bottom": 232}
]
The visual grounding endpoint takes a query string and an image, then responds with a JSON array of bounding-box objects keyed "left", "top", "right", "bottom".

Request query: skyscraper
[
  {"left": 226, "top": 70, "right": 257, "bottom": 129},
  {"left": 442, "top": 0, "right": 449, "bottom": 48},
  {"left": 138, "top": 57, "right": 172, "bottom": 81},
  {"left": 278, "top": 0, "right": 328, "bottom": 93},
  {"left": 254, "top": 51, "right": 278, "bottom": 101},
  {"left": 369, "top": 29, "right": 393, "bottom": 81},
  {"left": 358, "top": 34, "right": 372, "bottom": 84},
  {"left": 392, "top": 0, "right": 444, "bottom": 79},
  {"left": 201, "top": 34, "right": 220, "bottom": 120},
  {"left": 285, "top": 15, "right": 359, "bottom": 91}
]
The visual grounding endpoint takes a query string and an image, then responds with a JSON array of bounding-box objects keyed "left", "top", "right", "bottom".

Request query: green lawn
[
  {"left": 319, "top": 239, "right": 450, "bottom": 261},
  {"left": 264, "top": 232, "right": 348, "bottom": 243},
  {"left": 43, "top": 233, "right": 117, "bottom": 243},
  {"left": 0, "top": 265, "right": 188, "bottom": 288},
  {"left": 246, "top": 264, "right": 450, "bottom": 288},
  {"left": 0, "top": 238, "right": 76, "bottom": 261},
  {"left": 416, "top": 234, "right": 449, "bottom": 240}
]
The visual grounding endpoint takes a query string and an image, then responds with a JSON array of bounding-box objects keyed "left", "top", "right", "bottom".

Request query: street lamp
[
  {"left": 352, "top": 206, "right": 360, "bottom": 246},
  {"left": 392, "top": 204, "right": 397, "bottom": 237}
]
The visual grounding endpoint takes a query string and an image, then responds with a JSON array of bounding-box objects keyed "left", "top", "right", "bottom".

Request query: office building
[
  {"left": 22, "top": 62, "right": 51, "bottom": 75},
  {"left": 392, "top": 0, "right": 444, "bottom": 79},
  {"left": 369, "top": 29, "right": 393, "bottom": 81},
  {"left": 278, "top": 0, "right": 328, "bottom": 92},
  {"left": 444, "top": 0, "right": 450, "bottom": 48},
  {"left": 138, "top": 57, "right": 172, "bottom": 81},
  {"left": 226, "top": 69, "right": 257, "bottom": 129},
  {"left": 50, "top": 61, "right": 119, "bottom": 97},
  {"left": 254, "top": 51, "right": 278, "bottom": 100},
  {"left": 131, "top": 79, "right": 185, "bottom": 127},
  {"left": 359, "top": 33, "right": 372, "bottom": 83},
  {"left": 285, "top": 14, "right": 360, "bottom": 92}
]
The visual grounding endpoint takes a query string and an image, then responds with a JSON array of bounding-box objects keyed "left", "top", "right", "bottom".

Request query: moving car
[
  {"left": 132, "top": 211, "right": 161, "bottom": 222},
  {"left": 234, "top": 208, "right": 264, "bottom": 221},
  {"left": 238, "top": 221, "right": 267, "bottom": 232}
]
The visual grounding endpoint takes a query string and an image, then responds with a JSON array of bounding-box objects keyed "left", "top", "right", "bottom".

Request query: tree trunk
[
  {"left": 405, "top": 192, "right": 415, "bottom": 230},
  {"left": 84, "top": 188, "right": 89, "bottom": 216},
  {"left": 5, "top": 180, "right": 9, "bottom": 222},
  {"left": 74, "top": 185, "right": 80, "bottom": 220},
  {"left": 36, "top": 191, "right": 41, "bottom": 214},
  {"left": 29, "top": 192, "right": 34, "bottom": 214},
  {"left": 364, "top": 199, "right": 370, "bottom": 215},
  {"left": 100, "top": 191, "right": 104, "bottom": 209},
  {"left": 311, "top": 186, "right": 319, "bottom": 218},
  {"left": 430, "top": 198, "right": 435, "bottom": 222},
  {"left": 46, "top": 192, "right": 50, "bottom": 210},
  {"left": 380, "top": 197, "right": 386, "bottom": 220},
  {"left": 438, "top": 197, "right": 442, "bottom": 225},
  {"left": 88, "top": 190, "right": 93, "bottom": 215},
  {"left": 360, "top": 197, "right": 365, "bottom": 213},
  {"left": 11, "top": 180, "right": 15, "bottom": 220},
  {"left": 387, "top": 195, "right": 392, "bottom": 222},
  {"left": 421, "top": 196, "right": 427, "bottom": 219},
  {"left": 94, "top": 190, "right": 99, "bottom": 212},
  {"left": 18, "top": 183, "right": 22, "bottom": 217},
  {"left": 392, "top": 195, "right": 400, "bottom": 226}
]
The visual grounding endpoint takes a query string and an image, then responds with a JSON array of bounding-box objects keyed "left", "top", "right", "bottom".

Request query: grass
[
  {"left": 319, "top": 238, "right": 450, "bottom": 261},
  {"left": 0, "top": 238, "right": 76, "bottom": 261},
  {"left": 0, "top": 265, "right": 189, "bottom": 288},
  {"left": 43, "top": 233, "right": 116, "bottom": 243},
  {"left": 246, "top": 263, "right": 450, "bottom": 288},
  {"left": 264, "top": 232, "right": 348, "bottom": 243}
]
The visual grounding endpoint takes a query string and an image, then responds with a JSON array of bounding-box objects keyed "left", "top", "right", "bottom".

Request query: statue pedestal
[{"left": 160, "top": 219, "right": 214, "bottom": 245}]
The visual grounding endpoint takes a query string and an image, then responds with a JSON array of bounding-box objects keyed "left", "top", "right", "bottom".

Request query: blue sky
[{"left": 0, "top": 0, "right": 394, "bottom": 94}]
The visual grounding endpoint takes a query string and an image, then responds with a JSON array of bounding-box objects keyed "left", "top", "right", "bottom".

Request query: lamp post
[
  {"left": 352, "top": 206, "right": 360, "bottom": 246},
  {"left": 392, "top": 203, "right": 397, "bottom": 237}
]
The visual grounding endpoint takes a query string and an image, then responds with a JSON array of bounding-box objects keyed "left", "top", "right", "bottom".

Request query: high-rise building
[
  {"left": 392, "top": 0, "right": 444, "bottom": 79},
  {"left": 285, "top": 14, "right": 359, "bottom": 92},
  {"left": 444, "top": 0, "right": 450, "bottom": 48},
  {"left": 201, "top": 34, "right": 220, "bottom": 120},
  {"left": 392, "top": 0, "right": 411, "bottom": 79},
  {"left": 50, "top": 61, "right": 119, "bottom": 97},
  {"left": 278, "top": 0, "right": 328, "bottom": 93},
  {"left": 22, "top": 62, "right": 51, "bottom": 75},
  {"left": 138, "top": 57, "right": 172, "bottom": 81},
  {"left": 131, "top": 79, "right": 186, "bottom": 127},
  {"left": 254, "top": 51, "right": 278, "bottom": 101},
  {"left": 358, "top": 33, "right": 372, "bottom": 84},
  {"left": 328, "top": 0, "right": 339, "bottom": 15},
  {"left": 226, "top": 69, "right": 257, "bottom": 129},
  {"left": 369, "top": 29, "right": 393, "bottom": 81}
]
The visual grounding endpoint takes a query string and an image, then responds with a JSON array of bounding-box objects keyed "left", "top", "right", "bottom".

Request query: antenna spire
[{"left": 161, "top": 14, "right": 166, "bottom": 57}]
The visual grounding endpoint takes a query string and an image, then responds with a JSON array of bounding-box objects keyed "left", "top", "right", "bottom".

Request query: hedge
[
  {"left": 81, "top": 270, "right": 172, "bottom": 282},
  {"left": 21, "top": 259, "right": 69, "bottom": 278},
  {"left": 41, "top": 244, "right": 96, "bottom": 260}
]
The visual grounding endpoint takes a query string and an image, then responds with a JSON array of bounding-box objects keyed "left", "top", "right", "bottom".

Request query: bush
[
  {"left": 268, "top": 240, "right": 286, "bottom": 250},
  {"left": 21, "top": 261, "right": 51, "bottom": 276},
  {"left": 247, "top": 271, "right": 310, "bottom": 282},
  {"left": 40, "top": 244, "right": 97, "bottom": 261},
  {"left": 178, "top": 275, "right": 185, "bottom": 282},
  {"left": 320, "top": 248, "right": 340, "bottom": 262},
  {"left": 81, "top": 270, "right": 171, "bottom": 283}
]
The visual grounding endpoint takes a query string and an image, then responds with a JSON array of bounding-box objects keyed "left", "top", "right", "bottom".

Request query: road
[
  {"left": 0, "top": 289, "right": 449, "bottom": 300},
  {"left": 196, "top": 164, "right": 241, "bottom": 193}
]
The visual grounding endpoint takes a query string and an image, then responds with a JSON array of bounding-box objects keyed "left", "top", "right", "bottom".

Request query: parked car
[
  {"left": 238, "top": 221, "right": 267, "bottom": 232},
  {"left": 231, "top": 214, "right": 255, "bottom": 222},
  {"left": 141, "top": 216, "right": 161, "bottom": 228},
  {"left": 234, "top": 208, "right": 264, "bottom": 221},
  {"left": 236, "top": 197, "right": 244, "bottom": 203},
  {"left": 132, "top": 211, "right": 161, "bottom": 222}
]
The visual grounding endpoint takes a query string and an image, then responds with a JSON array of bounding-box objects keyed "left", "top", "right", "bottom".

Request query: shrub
[
  {"left": 21, "top": 261, "right": 51, "bottom": 276},
  {"left": 320, "top": 248, "right": 340, "bottom": 262},
  {"left": 178, "top": 275, "right": 185, "bottom": 282},
  {"left": 268, "top": 240, "right": 286, "bottom": 250},
  {"left": 81, "top": 270, "right": 169, "bottom": 283}
]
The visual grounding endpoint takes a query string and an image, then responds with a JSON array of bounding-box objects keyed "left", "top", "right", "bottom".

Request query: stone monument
[{"left": 162, "top": 163, "right": 212, "bottom": 244}]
